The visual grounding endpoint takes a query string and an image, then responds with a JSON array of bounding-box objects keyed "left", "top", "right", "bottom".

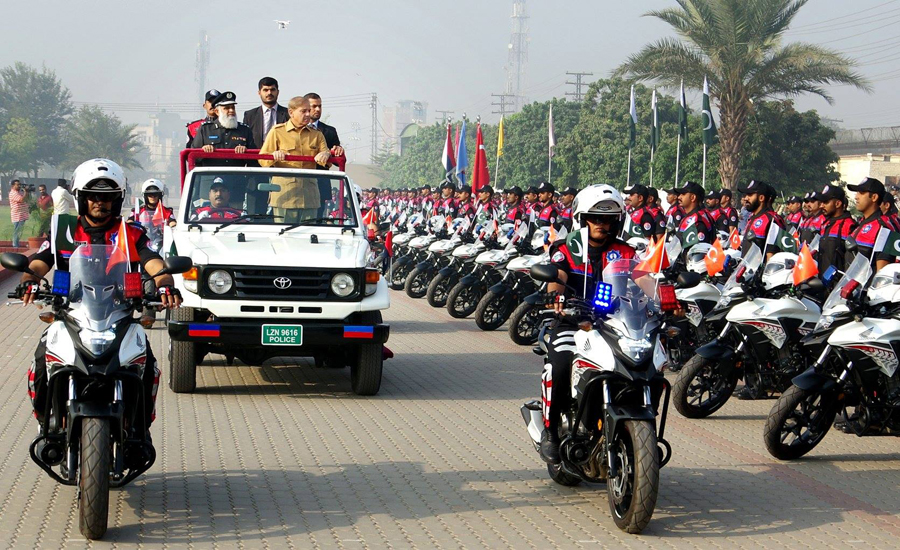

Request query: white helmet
[
  {"left": 686, "top": 243, "right": 713, "bottom": 274},
  {"left": 141, "top": 178, "right": 165, "bottom": 195},
  {"left": 626, "top": 237, "right": 650, "bottom": 258},
  {"left": 867, "top": 263, "right": 900, "bottom": 306},
  {"left": 571, "top": 184, "right": 625, "bottom": 231},
  {"left": 71, "top": 158, "right": 126, "bottom": 216},
  {"left": 762, "top": 252, "right": 804, "bottom": 291}
]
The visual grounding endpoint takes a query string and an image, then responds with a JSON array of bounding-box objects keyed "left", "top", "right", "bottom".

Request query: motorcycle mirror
[
  {"left": 0, "top": 252, "right": 35, "bottom": 275},
  {"left": 675, "top": 272, "right": 703, "bottom": 289},
  {"left": 159, "top": 256, "right": 193, "bottom": 276},
  {"left": 529, "top": 263, "right": 561, "bottom": 284},
  {"left": 799, "top": 277, "right": 825, "bottom": 294}
]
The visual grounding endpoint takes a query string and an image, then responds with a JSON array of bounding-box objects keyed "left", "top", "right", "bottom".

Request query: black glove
[
  {"left": 15, "top": 281, "right": 39, "bottom": 299},
  {"left": 157, "top": 285, "right": 182, "bottom": 299}
]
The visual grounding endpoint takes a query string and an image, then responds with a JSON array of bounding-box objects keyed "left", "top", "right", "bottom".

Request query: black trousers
[
  {"left": 29, "top": 329, "right": 159, "bottom": 429},
  {"left": 541, "top": 322, "right": 579, "bottom": 436}
]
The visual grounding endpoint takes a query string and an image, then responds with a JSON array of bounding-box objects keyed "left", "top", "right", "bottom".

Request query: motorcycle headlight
[
  {"left": 716, "top": 295, "right": 733, "bottom": 309},
  {"left": 79, "top": 329, "right": 116, "bottom": 357},
  {"left": 816, "top": 315, "right": 834, "bottom": 332},
  {"left": 207, "top": 270, "right": 233, "bottom": 294},
  {"left": 331, "top": 272, "right": 355, "bottom": 297},
  {"left": 618, "top": 337, "right": 653, "bottom": 362}
]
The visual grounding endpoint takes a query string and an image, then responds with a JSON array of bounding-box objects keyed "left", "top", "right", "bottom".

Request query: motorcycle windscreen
[
  {"left": 819, "top": 253, "right": 873, "bottom": 322},
  {"left": 68, "top": 245, "right": 130, "bottom": 331},
  {"left": 601, "top": 258, "right": 658, "bottom": 341},
  {"left": 718, "top": 243, "right": 764, "bottom": 301},
  {"left": 138, "top": 210, "right": 164, "bottom": 252}
]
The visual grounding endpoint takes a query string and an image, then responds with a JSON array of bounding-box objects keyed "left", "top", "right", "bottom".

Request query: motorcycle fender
[
  {"left": 606, "top": 403, "right": 656, "bottom": 440},
  {"left": 524, "top": 291, "right": 543, "bottom": 305},
  {"left": 696, "top": 339, "right": 735, "bottom": 361},
  {"left": 119, "top": 325, "right": 149, "bottom": 369},
  {"left": 460, "top": 273, "right": 479, "bottom": 286},
  {"left": 415, "top": 259, "right": 432, "bottom": 272},
  {"left": 489, "top": 282, "right": 511, "bottom": 295},
  {"left": 395, "top": 255, "right": 414, "bottom": 267},
  {"left": 438, "top": 265, "right": 456, "bottom": 278},
  {"left": 66, "top": 399, "right": 125, "bottom": 445},
  {"left": 791, "top": 367, "right": 838, "bottom": 393}
]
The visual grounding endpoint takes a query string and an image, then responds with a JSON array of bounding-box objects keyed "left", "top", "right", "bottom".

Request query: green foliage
[
  {"left": 0, "top": 117, "right": 38, "bottom": 178},
  {"left": 64, "top": 106, "right": 145, "bottom": 171},
  {"left": 740, "top": 100, "right": 839, "bottom": 194},
  {"left": 0, "top": 62, "right": 73, "bottom": 170}
]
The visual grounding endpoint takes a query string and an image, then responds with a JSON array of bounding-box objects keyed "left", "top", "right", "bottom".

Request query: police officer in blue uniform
[{"left": 190, "top": 91, "right": 257, "bottom": 166}]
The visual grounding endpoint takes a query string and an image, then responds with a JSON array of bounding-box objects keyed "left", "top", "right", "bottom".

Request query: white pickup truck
[{"left": 164, "top": 151, "right": 390, "bottom": 395}]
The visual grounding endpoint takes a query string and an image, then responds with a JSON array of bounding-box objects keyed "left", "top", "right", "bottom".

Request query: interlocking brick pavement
[{"left": 1, "top": 277, "right": 899, "bottom": 549}]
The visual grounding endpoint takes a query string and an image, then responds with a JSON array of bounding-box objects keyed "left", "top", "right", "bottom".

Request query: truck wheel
[
  {"left": 169, "top": 307, "right": 197, "bottom": 393},
  {"left": 351, "top": 311, "right": 383, "bottom": 395}
]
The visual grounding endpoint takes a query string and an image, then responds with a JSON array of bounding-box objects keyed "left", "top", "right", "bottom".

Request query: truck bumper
[{"left": 168, "top": 320, "right": 390, "bottom": 347}]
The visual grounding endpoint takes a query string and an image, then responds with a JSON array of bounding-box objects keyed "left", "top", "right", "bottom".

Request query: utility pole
[
  {"left": 434, "top": 110, "right": 454, "bottom": 123},
  {"left": 370, "top": 93, "right": 378, "bottom": 160},
  {"left": 565, "top": 72, "right": 593, "bottom": 102},
  {"left": 491, "top": 93, "right": 515, "bottom": 117}
]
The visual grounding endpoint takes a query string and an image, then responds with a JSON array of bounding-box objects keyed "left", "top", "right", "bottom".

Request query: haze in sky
[{"left": 1, "top": 0, "right": 897, "bottom": 159}]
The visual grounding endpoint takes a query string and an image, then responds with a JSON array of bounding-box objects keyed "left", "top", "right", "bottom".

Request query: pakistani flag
[
  {"left": 766, "top": 222, "right": 799, "bottom": 254},
  {"left": 565, "top": 227, "right": 590, "bottom": 266},
  {"left": 680, "top": 223, "right": 700, "bottom": 248},
  {"left": 650, "top": 89, "right": 660, "bottom": 154},
  {"left": 702, "top": 77, "right": 718, "bottom": 147},
  {"left": 678, "top": 80, "right": 688, "bottom": 140},
  {"left": 875, "top": 227, "right": 900, "bottom": 257},
  {"left": 628, "top": 85, "right": 637, "bottom": 149}
]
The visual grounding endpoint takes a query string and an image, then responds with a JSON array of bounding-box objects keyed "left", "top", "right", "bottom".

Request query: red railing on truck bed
[{"left": 179, "top": 149, "right": 348, "bottom": 189}]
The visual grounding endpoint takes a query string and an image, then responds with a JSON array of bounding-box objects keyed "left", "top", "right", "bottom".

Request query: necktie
[{"left": 264, "top": 108, "right": 275, "bottom": 139}]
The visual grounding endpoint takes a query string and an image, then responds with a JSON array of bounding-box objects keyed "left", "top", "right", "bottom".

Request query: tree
[
  {"left": 0, "top": 62, "right": 73, "bottom": 172},
  {"left": 615, "top": 0, "right": 868, "bottom": 191},
  {"left": 65, "top": 106, "right": 145, "bottom": 171},
  {"left": 0, "top": 117, "right": 38, "bottom": 182},
  {"left": 498, "top": 99, "right": 579, "bottom": 189},
  {"left": 740, "top": 100, "right": 839, "bottom": 196}
]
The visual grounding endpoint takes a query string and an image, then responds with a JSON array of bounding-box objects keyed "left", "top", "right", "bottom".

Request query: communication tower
[
  {"left": 195, "top": 31, "right": 210, "bottom": 104},
  {"left": 505, "top": 1, "right": 529, "bottom": 112}
]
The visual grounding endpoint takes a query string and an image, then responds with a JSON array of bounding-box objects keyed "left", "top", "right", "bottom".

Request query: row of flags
[{"left": 441, "top": 119, "right": 491, "bottom": 193}]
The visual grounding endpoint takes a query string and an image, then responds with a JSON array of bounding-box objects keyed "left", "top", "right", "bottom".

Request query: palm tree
[
  {"left": 65, "top": 105, "right": 144, "bottom": 171},
  {"left": 616, "top": 0, "right": 869, "bottom": 190}
]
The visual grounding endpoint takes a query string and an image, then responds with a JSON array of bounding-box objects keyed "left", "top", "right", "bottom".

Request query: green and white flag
[
  {"left": 702, "top": 77, "right": 718, "bottom": 147},
  {"left": 680, "top": 223, "right": 700, "bottom": 248},
  {"left": 678, "top": 80, "right": 688, "bottom": 140},
  {"left": 650, "top": 89, "right": 660, "bottom": 154},
  {"left": 765, "top": 221, "right": 799, "bottom": 254},
  {"left": 50, "top": 214, "right": 78, "bottom": 256},
  {"left": 628, "top": 85, "right": 638, "bottom": 149},
  {"left": 875, "top": 227, "right": 900, "bottom": 257},
  {"left": 565, "top": 226, "right": 590, "bottom": 266}
]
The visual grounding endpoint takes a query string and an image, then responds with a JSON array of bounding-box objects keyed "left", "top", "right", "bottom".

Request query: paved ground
[{"left": 1, "top": 277, "right": 899, "bottom": 549}]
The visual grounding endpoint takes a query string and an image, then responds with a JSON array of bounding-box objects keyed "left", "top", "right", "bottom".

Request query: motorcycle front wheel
[
  {"left": 508, "top": 301, "right": 542, "bottom": 345},
  {"left": 608, "top": 420, "right": 659, "bottom": 534},
  {"left": 672, "top": 354, "right": 740, "bottom": 419},
  {"left": 404, "top": 266, "right": 431, "bottom": 298},
  {"left": 79, "top": 417, "right": 111, "bottom": 540},
  {"left": 446, "top": 282, "right": 483, "bottom": 319},
  {"left": 426, "top": 271, "right": 455, "bottom": 307},
  {"left": 474, "top": 290, "right": 515, "bottom": 331},
  {"left": 388, "top": 260, "right": 412, "bottom": 290},
  {"left": 764, "top": 384, "right": 836, "bottom": 460}
]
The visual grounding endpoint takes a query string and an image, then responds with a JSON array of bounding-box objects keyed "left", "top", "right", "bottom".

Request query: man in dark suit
[
  {"left": 305, "top": 92, "right": 344, "bottom": 158},
  {"left": 243, "top": 76, "right": 289, "bottom": 148}
]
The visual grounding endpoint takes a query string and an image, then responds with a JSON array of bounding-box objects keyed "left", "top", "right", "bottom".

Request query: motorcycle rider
[
  {"left": 474, "top": 185, "right": 498, "bottom": 228},
  {"left": 456, "top": 185, "right": 476, "bottom": 223},
  {"left": 523, "top": 186, "right": 539, "bottom": 220},
  {"left": 799, "top": 192, "right": 826, "bottom": 245},
  {"left": 558, "top": 187, "right": 576, "bottom": 231},
  {"left": 128, "top": 179, "right": 176, "bottom": 228},
  {"left": 715, "top": 189, "right": 740, "bottom": 232},
  {"left": 784, "top": 196, "right": 803, "bottom": 231},
  {"left": 817, "top": 185, "right": 857, "bottom": 281},
  {"left": 624, "top": 183, "right": 662, "bottom": 239},
  {"left": 504, "top": 186, "right": 527, "bottom": 223},
  {"left": 846, "top": 177, "right": 899, "bottom": 271},
  {"left": 539, "top": 184, "right": 636, "bottom": 464},
  {"left": 880, "top": 191, "right": 900, "bottom": 227},
  {"left": 704, "top": 190, "right": 722, "bottom": 227},
  {"left": 19, "top": 159, "right": 182, "bottom": 437},
  {"left": 645, "top": 188, "right": 668, "bottom": 233},
  {"left": 534, "top": 181, "right": 560, "bottom": 231},
  {"left": 740, "top": 180, "right": 787, "bottom": 260},
  {"left": 675, "top": 181, "right": 716, "bottom": 259},
  {"left": 665, "top": 187, "right": 686, "bottom": 230}
]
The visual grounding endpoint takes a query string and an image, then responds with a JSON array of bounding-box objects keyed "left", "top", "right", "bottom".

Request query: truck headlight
[
  {"left": 207, "top": 270, "right": 233, "bottom": 294},
  {"left": 331, "top": 272, "right": 355, "bottom": 297}
]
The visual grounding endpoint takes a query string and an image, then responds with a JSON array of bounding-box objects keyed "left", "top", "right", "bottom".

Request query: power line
[
  {"left": 434, "top": 110, "right": 454, "bottom": 123},
  {"left": 565, "top": 71, "right": 593, "bottom": 102},
  {"left": 491, "top": 93, "right": 515, "bottom": 117},
  {"left": 788, "top": 0, "right": 898, "bottom": 30}
]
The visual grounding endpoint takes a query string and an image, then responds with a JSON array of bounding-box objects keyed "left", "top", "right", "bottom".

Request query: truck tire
[
  {"left": 351, "top": 311, "right": 383, "bottom": 395},
  {"left": 169, "top": 307, "right": 198, "bottom": 393}
]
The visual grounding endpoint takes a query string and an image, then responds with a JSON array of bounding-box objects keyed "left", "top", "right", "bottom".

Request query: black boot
[{"left": 540, "top": 431, "right": 561, "bottom": 464}]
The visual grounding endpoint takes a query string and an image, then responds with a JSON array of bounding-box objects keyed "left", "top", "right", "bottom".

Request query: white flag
[{"left": 548, "top": 105, "right": 556, "bottom": 158}]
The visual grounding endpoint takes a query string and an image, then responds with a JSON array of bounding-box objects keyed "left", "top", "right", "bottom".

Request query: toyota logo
[{"left": 273, "top": 277, "right": 292, "bottom": 289}]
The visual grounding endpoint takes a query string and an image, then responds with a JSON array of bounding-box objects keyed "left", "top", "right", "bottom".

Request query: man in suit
[
  {"left": 305, "top": 92, "right": 345, "bottom": 158},
  {"left": 243, "top": 76, "right": 289, "bottom": 148}
]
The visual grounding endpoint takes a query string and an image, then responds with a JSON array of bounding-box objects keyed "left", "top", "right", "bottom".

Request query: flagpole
[
  {"left": 649, "top": 148, "right": 654, "bottom": 188},
  {"left": 675, "top": 134, "right": 681, "bottom": 188},
  {"left": 702, "top": 144, "right": 707, "bottom": 187},
  {"left": 627, "top": 149, "right": 632, "bottom": 187},
  {"left": 548, "top": 156, "right": 552, "bottom": 183},
  {"left": 495, "top": 154, "right": 501, "bottom": 187}
]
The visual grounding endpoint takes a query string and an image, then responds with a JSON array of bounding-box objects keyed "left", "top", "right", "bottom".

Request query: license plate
[{"left": 261, "top": 325, "right": 303, "bottom": 346}]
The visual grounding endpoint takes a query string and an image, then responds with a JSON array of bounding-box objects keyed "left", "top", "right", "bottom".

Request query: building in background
[
  {"left": 830, "top": 127, "right": 900, "bottom": 188},
  {"left": 382, "top": 100, "right": 428, "bottom": 154},
  {"left": 133, "top": 111, "right": 189, "bottom": 194}
]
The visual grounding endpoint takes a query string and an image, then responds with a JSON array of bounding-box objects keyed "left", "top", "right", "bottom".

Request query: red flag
[
  {"left": 635, "top": 236, "right": 669, "bottom": 274},
  {"left": 152, "top": 203, "right": 166, "bottom": 224},
  {"left": 384, "top": 230, "right": 394, "bottom": 257},
  {"left": 728, "top": 228, "right": 741, "bottom": 250},
  {"left": 362, "top": 208, "right": 377, "bottom": 226},
  {"left": 109, "top": 217, "right": 136, "bottom": 273},
  {"left": 441, "top": 123, "right": 456, "bottom": 173},
  {"left": 704, "top": 238, "right": 726, "bottom": 276},
  {"left": 472, "top": 123, "right": 490, "bottom": 194},
  {"left": 793, "top": 243, "right": 818, "bottom": 286}
]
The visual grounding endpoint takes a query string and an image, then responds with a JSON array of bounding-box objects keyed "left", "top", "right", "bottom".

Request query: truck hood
[{"left": 173, "top": 229, "right": 368, "bottom": 268}]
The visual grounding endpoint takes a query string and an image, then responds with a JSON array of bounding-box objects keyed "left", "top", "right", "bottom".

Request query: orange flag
[
  {"left": 544, "top": 225, "right": 558, "bottom": 251},
  {"left": 704, "top": 238, "right": 726, "bottom": 276},
  {"left": 792, "top": 243, "right": 818, "bottom": 286},
  {"left": 635, "top": 236, "right": 669, "bottom": 274},
  {"left": 728, "top": 227, "right": 741, "bottom": 250},
  {"left": 152, "top": 203, "right": 166, "bottom": 224}
]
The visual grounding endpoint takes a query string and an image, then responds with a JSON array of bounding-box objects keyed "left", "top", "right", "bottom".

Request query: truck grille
[{"left": 222, "top": 267, "right": 358, "bottom": 301}]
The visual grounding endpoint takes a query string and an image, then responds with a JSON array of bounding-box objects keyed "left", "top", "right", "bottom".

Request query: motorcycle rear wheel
[
  {"left": 446, "top": 282, "right": 482, "bottom": 319},
  {"left": 672, "top": 354, "right": 739, "bottom": 419},
  {"left": 474, "top": 290, "right": 514, "bottom": 331},
  {"left": 608, "top": 420, "right": 659, "bottom": 534},
  {"left": 764, "top": 384, "right": 836, "bottom": 460},
  {"left": 79, "top": 417, "right": 111, "bottom": 540},
  {"left": 547, "top": 463, "right": 581, "bottom": 486},
  {"left": 404, "top": 266, "right": 430, "bottom": 298},
  {"left": 426, "top": 272, "right": 454, "bottom": 308}
]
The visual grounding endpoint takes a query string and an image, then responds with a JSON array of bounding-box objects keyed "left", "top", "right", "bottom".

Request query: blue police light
[
  {"left": 593, "top": 282, "right": 614, "bottom": 312},
  {"left": 52, "top": 270, "right": 70, "bottom": 296},
  {"left": 822, "top": 265, "right": 837, "bottom": 284}
]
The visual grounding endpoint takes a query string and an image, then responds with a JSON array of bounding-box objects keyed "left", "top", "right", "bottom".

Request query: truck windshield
[{"left": 185, "top": 171, "right": 358, "bottom": 227}]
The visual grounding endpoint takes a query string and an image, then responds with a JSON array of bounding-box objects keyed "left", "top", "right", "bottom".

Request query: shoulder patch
[
  {"left": 606, "top": 250, "right": 621, "bottom": 262},
  {"left": 551, "top": 251, "right": 565, "bottom": 263},
  {"left": 37, "top": 240, "right": 50, "bottom": 253},
  {"left": 753, "top": 218, "right": 763, "bottom": 228}
]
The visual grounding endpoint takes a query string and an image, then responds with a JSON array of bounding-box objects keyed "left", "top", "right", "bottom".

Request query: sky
[{"left": 1, "top": 0, "right": 898, "bottom": 160}]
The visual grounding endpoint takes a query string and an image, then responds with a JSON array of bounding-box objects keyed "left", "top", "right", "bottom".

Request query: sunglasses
[
  {"left": 583, "top": 215, "right": 615, "bottom": 224},
  {"left": 83, "top": 193, "right": 114, "bottom": 203}
]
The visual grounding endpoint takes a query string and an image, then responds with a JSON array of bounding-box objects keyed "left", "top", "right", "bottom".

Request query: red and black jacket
[
  {"left": 818, "top": 213, "right": 857, "bottom": 275},
  {"left": 35, "top": 216, "right": 158, "bottom": 272},
  {"left": 848, "top": 211, "right": 899, "bottom": 266},
  {"left": 742, "top": 208, "right": 786, "bottom": 256},
  {"left": 548, "top": 239, "right": 636, "bottom": 298},
  {"left": 716, "top": 206, "right": 739, "bottom": 232}
]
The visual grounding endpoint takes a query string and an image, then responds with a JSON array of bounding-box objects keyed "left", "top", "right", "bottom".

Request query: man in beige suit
[{"left": 258, "top": 96, "right": 331, "bottom": 222}]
